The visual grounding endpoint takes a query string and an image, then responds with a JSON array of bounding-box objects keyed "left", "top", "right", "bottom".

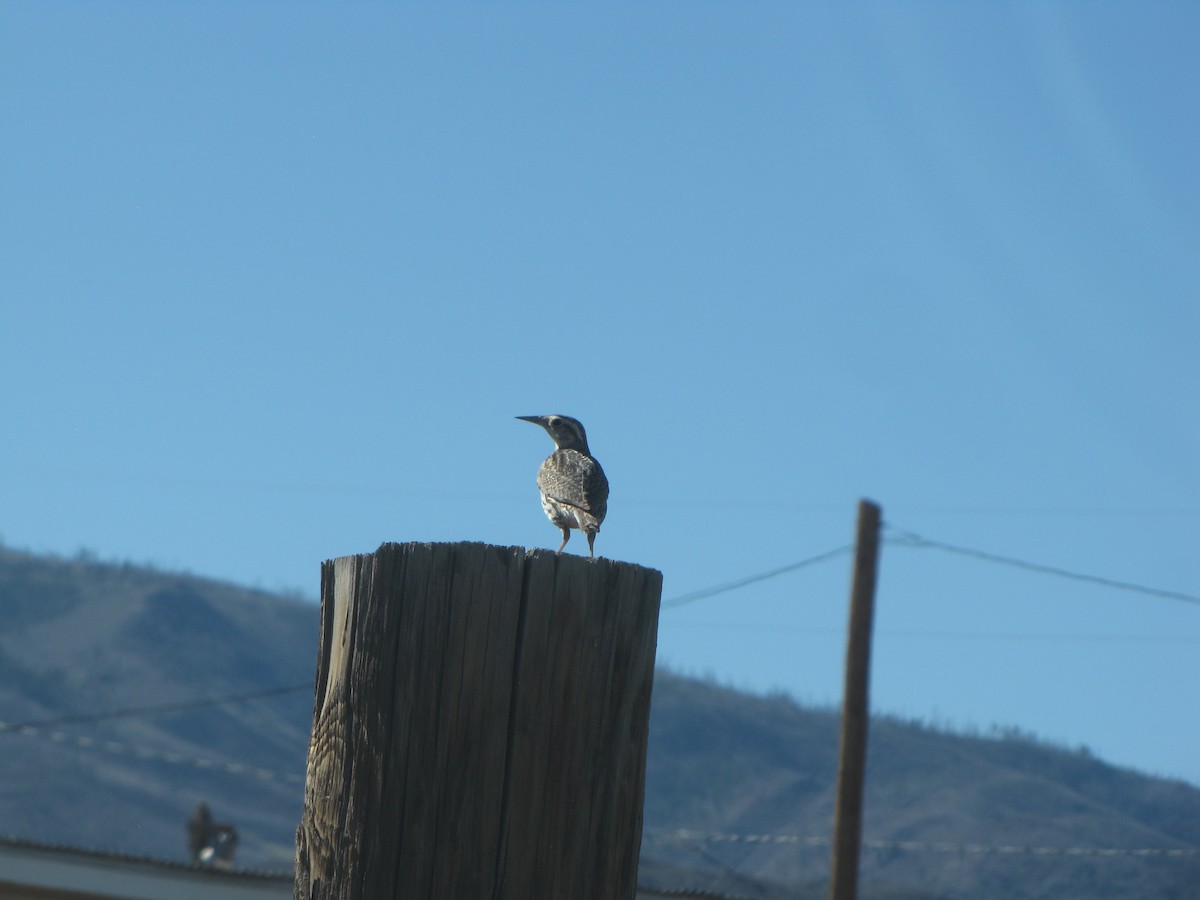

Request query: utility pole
[
  {"left": 828, "top": 500, "right": 883, "bottom": 900},
  {"left": 294, "top": 541, "right": 662, "bottom": 900}
]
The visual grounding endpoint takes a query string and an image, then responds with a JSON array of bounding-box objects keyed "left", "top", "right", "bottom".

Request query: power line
[
  {"left": 662, "top": 545, "right": 852, "bottom": 609},
  {"left": 886, "top": 527, "right": 1200, "bottom": 606},
  {"left": 878, "top": 506, "right": 1200, "bottom": 518},
  {"left": 660, "top": 526, "right": 1198, "bottom": 612},
  {"left": 0, "top": 718, "right": 303, "bottom": 785},
  {"left": 652, "top": 827, "right": 1200, "bottom": 858},
  {"left": 9, "top": 707, "right": 1197, "bottom": 852},
  {"left": 663, "top": 621, "right": 1200, "bottom": 643},
  {"left": 3, "top": 683, "right": 313, "bottom": 731}
]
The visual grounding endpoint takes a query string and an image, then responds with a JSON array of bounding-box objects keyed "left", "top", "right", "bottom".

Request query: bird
[{"left": 516, "top": 414, "right": 609, "bottom": 558}]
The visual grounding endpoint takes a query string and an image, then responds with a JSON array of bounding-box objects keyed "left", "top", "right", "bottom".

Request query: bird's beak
[{"left": 515, "top": 415, "right": 543, "bottom": 425}]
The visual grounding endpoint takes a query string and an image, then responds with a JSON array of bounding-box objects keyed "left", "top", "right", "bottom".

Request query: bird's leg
[
  {"left": 557, "top": 527, "right": 571, "bottom": 554},
  {"left": 586, "top": 531, "right": 596, "bottom": 558}
]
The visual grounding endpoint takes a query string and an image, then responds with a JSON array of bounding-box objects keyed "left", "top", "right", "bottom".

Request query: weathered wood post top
[{"left": 295, "top": 541, "right": 663, "bottom": 900}]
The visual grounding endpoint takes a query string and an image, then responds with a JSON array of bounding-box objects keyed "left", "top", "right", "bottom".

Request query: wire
[
  {"left": 9, "top": 704, "right": 1198, "bottom": 846},
  {"left": 886, "top": 527, "right": 1200, "bottom": 606},
  {"left": 661, "top": 545, "right": 853, "bottom": 609},
  {"left": 652, "top": 827, "right": 1200, "bottom": 858},
  {"left": 662, "top": 621, "right": 1200, "bottom": 643},
  {"left": 676, "top": 837, "right": 766, "bottom": 896},
  {"left": 3, "top": 683, "right": 313, "bottom": 731},
  {"left": 0, "top": 718, "right": 304, "bottom": 784},
  {"left": 661, "top": 526, "right": 1199, "bottom": 611}
]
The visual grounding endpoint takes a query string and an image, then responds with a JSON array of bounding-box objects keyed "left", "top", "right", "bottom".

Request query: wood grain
[{"left": 295, "top": 543, "right": 662, "bottom": 900}]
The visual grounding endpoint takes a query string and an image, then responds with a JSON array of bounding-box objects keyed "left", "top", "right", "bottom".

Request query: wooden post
[
  {"left": 828, "top": 500, "right": 882, "bottom": 900},
  {"left": 294, "top": 541, "right": 662, "bottom": 900}
]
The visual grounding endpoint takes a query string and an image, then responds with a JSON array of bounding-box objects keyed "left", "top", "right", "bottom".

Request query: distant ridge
[{"left": 1, "top": 547, "right": 1197, "bottom": 898}]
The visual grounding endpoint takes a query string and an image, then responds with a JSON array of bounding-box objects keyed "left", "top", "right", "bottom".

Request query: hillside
[
  {"left": 0, "top": 548, "right": 315, "bottom": 867},
  {"left": 0, "top": 547, "right": 1197, "bottom": 898},
  {"left": 642, "top": 674, "right": 1200, "bottom": 899}
]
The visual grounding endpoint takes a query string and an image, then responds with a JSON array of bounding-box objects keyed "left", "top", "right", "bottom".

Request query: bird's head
[{"left": 516, "top": 414, "right": 591, "bottom": 453}]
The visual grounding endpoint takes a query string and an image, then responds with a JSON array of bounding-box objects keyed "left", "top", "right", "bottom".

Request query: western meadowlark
[{"left": 516, "top": 414, "right": 609, "bottom": 558}]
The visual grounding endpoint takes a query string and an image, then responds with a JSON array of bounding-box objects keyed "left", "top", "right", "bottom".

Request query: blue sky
[{"left": 2, "top": 4, "right": 1198, "bottom": 789}]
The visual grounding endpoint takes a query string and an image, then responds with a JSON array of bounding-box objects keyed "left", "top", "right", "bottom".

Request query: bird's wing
[{"left": 539, "top": 450, "right": 609, "bottom": 522}]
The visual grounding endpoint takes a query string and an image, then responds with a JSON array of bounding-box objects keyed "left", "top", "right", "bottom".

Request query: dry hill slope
[{"left": 1, "top": 547, "right": 1197, "bottom": 898}]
